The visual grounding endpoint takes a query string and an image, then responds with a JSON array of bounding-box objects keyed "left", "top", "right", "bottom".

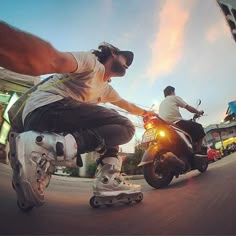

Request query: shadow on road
[{"left": 168, "top": 170, "right": 214, "bottom": 189}]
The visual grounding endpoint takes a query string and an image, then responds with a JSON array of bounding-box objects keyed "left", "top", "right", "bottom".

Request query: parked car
[
  {"left": 221, "top": 148, "right": 230, "bottom": 157},
  {"left": 207, "top": 147, "right": 221, "bottom": 162},
  {"left": 221, "top": 142, "right": 236, "bottom": 157},
  {"left": 226, "top": 143, "right": 236, "bottom": 154}
]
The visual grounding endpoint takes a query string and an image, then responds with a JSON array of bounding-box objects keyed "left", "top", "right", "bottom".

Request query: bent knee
[{"left": 123, "top": 119, "right": 135, "bottom": 142}]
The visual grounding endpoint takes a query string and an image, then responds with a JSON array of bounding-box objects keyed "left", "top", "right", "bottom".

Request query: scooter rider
[
  {"left": 159, "top": 86, "right": 205, "bottom": 153},
  {"left": 0, "top": 21, "right": 155, "bottom": 205}
]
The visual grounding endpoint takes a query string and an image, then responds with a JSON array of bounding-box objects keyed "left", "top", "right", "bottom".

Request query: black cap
[
  {"left": 98, "top": 42, "right": 134, "bottom": 66},
  {"left": 118, "top": 51, "right": 134, "bottom": 66}
]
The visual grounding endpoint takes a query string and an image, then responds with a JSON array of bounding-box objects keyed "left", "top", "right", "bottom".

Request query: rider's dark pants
[
  {"left": 175, "top": 119, "right": 205, "bottom": 143},
  {"left": 24, "top": 100, "right": 135, "bottom": 156}
]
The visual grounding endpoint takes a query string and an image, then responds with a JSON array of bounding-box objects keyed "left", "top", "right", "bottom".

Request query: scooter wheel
[
  {"left": 197, "top": 162, "right": 208, "bottom": 173},
  {"left": 135, "top": 193, "right": 143, "bottom": 203}
]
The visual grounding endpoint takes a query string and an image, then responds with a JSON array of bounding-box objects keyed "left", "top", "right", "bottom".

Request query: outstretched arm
[
  {"left": 185, "top": 105, "right": 204, "bottom": 115},
  {"left": 0, "top": 21, "right": 77, "bottom": 75},
  {"left": 111, "top": 99, "right": 155, "bottom": 116}
]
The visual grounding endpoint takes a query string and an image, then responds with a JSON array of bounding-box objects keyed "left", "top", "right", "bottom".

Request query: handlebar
[
  {"left": 192, "top": 112, "right": 204, "bottom": 121},
  {"left": 143, "top": 113, "right": 157, "bottom": 123}
]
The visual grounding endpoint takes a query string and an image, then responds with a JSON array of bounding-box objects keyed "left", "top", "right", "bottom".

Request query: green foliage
[
  {"left": 62, "top": 167, "right": 80, "bottom": 177},
  {"left": 70, "top": 167, "right": 80, "bottom": 177},
  {"left": 62, "top": 167, "right": 71, "bottom": 174},
  {"left": 87, "top": 162, "right": 97, "bottom": 178},
  {"left": 121, "top": 144, "right": 146, "bottom": 175},
  {"left": 57, "top": 142, "right": 147, "bottom": 178}
]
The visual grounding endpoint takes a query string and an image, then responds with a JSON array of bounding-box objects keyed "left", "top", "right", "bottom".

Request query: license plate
[{"left": 142, "top": 128, "right": 157, "bottom": 143}]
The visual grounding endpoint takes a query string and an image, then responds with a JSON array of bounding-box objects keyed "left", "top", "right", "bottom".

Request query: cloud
[
  {"left": 101, "top": 0, "right": 113, "bottom": 16},
  {"left": 147, "top": 0, "right": 191, "bottom": 82},
  {"left": 206, "top": 20, "right": 228, "bottom": 43}
]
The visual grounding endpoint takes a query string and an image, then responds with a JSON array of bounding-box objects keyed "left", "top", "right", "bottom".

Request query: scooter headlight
[{"left": 159, "top": 130, "right": 166, "bottom": 137}]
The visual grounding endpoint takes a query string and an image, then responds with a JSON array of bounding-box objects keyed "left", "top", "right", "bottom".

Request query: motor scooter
[{"left": 138, "top": 100, "right": 208, "bottom": 189}]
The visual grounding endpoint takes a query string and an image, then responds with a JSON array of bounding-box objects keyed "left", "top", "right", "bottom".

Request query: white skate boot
[
  {"left": 9, "top": 131, "right": 78, "bottom": 211},
  {"left": 90, "top": 156, "right": 143, "bottom": 208}
]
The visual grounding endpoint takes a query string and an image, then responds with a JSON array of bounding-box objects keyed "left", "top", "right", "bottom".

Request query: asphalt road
[{"left": 0, "top": 153, "right": 236, "bottom": 235}]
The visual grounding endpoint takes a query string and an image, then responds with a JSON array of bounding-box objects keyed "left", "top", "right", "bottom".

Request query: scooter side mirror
[{"left": 196, "top": 99, "right": 201, "bottom": 107}]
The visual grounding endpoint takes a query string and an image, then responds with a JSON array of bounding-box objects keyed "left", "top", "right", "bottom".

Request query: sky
[{"left": 1, "top": 0, "right": 236, "bottom": 152}]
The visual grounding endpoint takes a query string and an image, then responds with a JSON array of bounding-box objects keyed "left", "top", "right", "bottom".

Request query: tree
[{"left": 121, "top": 140, "right": 146, "bottom": 175}]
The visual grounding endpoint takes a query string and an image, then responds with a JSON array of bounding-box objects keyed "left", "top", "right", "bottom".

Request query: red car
[{"left": 207, "top": 147, "right": 222, "bottom": 162}]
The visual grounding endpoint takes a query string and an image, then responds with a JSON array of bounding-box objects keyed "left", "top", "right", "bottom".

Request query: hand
[
  {"left": 198, "top": 110, "right": 204, "bottom": 116},
  {"left": 147, "top": 110, "right": 157, "bottom": 116},
  {"left": 142, "top": 110, "right": 158, "bottom": 117}
]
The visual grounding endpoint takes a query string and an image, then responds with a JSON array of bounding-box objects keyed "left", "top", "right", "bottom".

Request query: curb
[
  {"left": 0, "top": 162, "right": 144, "bottom": 182},
  {"left": 125, "top": 175, "right": 144, "bottom": 180},
  {"left": 52, "top": 174, "right": 144, "bottom": 182},
  {"left": 52, "top": 174, "right": 93, "bottom": 182}
]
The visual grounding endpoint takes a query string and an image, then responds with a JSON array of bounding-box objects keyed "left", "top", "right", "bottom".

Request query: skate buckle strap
[
  {"left": 96, "top": 156, "right": 119, "bottom": 167},
  {"left": 117, "top": 173, "right": 131, "bottom": 184},
  {"left": 95, "top": 140, "right": 106, "bottom": 155},
  {"left": 96, "top": 158, "right": 105, "bottom": 166},
  {"left": 76, "top": 154, "right": 83, "bottom": 167},
  {"left": 36, "top": 156, "right": 52, "bottom": 173}
]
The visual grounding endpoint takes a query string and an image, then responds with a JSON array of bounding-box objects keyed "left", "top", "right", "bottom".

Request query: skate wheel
[
  {"left": 125, "top": 201, "right": 132, "bottom": 205},
  {"left": 89, "top": 196, "right": 100, "bottom": 208},
  {"left": 125, "top": 197, "right": 132, "bottom": 205},
  {"left": 17, "top": 200, "right": 34, "bottom": 212},
  {"left": 135, "top": 193, "right": 143, "bottom": 203}
]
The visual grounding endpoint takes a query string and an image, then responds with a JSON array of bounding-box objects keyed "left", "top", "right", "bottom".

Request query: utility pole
[{"left": 216, "top": 124, "right": 224, "bottom": 150}]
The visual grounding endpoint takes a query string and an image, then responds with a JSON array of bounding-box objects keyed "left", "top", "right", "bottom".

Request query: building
[
  {"left": 0, "top": 69, "right": 40, "bottom": 163},
  {"left": 0, "top": 68, "right": 40, "bottom": 93},
  {"left": 224, "top": 100, "right": 236, "bottom": 122},
  {"left": 0, "top": 69, "right": 99, "bottom": 176},
  {"left": 204, "top": 100, "right": 236, "bottom": 149},
  {"left": 204, "top": 121, "right": 236, "bottom": 148}
]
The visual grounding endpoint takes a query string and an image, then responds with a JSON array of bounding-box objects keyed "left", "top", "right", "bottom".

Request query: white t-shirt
[
  {"left": 158, "top": 95, "right": 188, "bottom": 123},
  {"left": 22, "top": 52, "right": 121, "bottom": 123}
]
